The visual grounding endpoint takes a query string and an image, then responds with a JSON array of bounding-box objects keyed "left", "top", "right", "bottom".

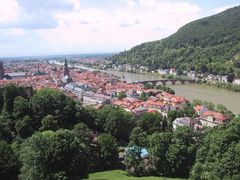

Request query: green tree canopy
[
  {"left": 96, "top": 134, "right": 118, "bottom": 170},
  {"left": 148, "top": 132, "right": 172, "bottom": 176},
  {"left": 96, "top": 105, "right": 134, "bottom": 142},
  {"left": 19, "top": 130, "right": 89, "bottom": 180},
  {"left": 40, "top": 115, "right": 59, "bottom": 131},
  {"left": 167, "top": 127, "right": 198, "bottom": 178},
  {"left": 137, "top": 113, "right": 165, "bottom": 134},
  {"left": 15, "top": 115, "right": 33, "bottom": 139},
  {"left": 191, "top": 118, "right": 240, "bottom": 179},
  {"left": 0, "top": 140, "right": 18, "bottom": 178}
]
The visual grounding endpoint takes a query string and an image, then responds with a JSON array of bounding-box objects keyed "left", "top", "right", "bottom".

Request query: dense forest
[
  {"left": 109, "top": 6, "right": 240, "bottom": 77},
  {"left": 0, "top": 84, "right": 240, "bottom": 179}
]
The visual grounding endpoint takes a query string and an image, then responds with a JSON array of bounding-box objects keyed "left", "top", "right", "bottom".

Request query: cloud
[
  {"left": 39, "top": 0, "right": 202, "bottom": 53},
  {"left": 214, "top": 4, "right": 238, "bottom": 14},
  {"left": 0, "top": 0, "right": 203, "bottom": 56},
  {"left": 120, "top": 20, "right": 140, "bottom": 27},
  {"left": 0, "top": 0, "right": 20, "bottom": 24},
  {"left": 0, "top": 0, "right": 75, "bottom": 29}
]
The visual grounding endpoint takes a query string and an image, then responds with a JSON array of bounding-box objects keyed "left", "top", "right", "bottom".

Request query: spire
[
  {"left": 64, "top": 59, "right": 69, "bottom": 76},
  {"left": 0, "top": 61, "right": 4, "bottom": 80}
]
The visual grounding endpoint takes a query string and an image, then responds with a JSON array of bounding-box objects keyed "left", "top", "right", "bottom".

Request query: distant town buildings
[{"left": 0, "top": 59, "right": 235, "bottom": 133}]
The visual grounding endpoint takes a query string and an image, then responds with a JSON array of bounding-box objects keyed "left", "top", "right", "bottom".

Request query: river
[{"left": 105, "top": 70, "right": 240, "bottom": 114}]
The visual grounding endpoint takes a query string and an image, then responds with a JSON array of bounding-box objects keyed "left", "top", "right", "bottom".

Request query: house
[
  {"left": 187, "top": 71, "right": 196, "bottom": 80},
  {"left": 197, "top": 111, "right": 230, "bottom": 127},
  {"left": 5, "top": 72, "right": 27, "bottom": 79},
  {"left": 173, "top": 117, "right": 195, "bottom": 130},
  {"left": 125, "top": 64, "right": 133, "bottom": 72},
  {"left": 158, "top": 69, "right": 169, "bottom": 75},
  {"left": 221, "top": 76, "right": 228, "bottom": 83},
  {"left": 233, "top": 79, "right": 240, "bottom": 85},
  {"left": 126, "top": 89, "right": 139, "bottom": 98},
  {"left": 82, "top": 92, "right": 111, "bottom": 105},
  {"left": 169, "top": 68, "right": 177, "bottom": 76},
  {"left": 173, "top": 117, "right": 204, "bottom": 131},
  {"left": 64, "top": 82, "right": 89, "bottom": 93},
  {"left": 145, "top": 100, "right": 165, "bottom": 112},
  {"left": 62, "top": 75, "right": 73, "bottom": 84},
  {"left": 132, "top": 106, "right": 148, "bottom": 116},
  {"left": 214, "top": 75, "right": 222, "bottom": 82},
  {"left": 161, "top": 104, "right": 177, "bottom": 116},
  {"left": 194, "top": 105, "right": 209, "bottom": 116},
  {"left": 139, "top": 66, "right": 149, "bottom": 72}
]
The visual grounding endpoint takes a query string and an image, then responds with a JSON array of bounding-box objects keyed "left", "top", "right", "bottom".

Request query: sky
[{"left": 0, "top": 0, "right": 239, "bottom": 57}]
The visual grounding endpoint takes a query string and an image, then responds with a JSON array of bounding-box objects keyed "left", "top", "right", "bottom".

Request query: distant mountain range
[{"left": 109, "top": 6, "right": 240, "bottom": 77}]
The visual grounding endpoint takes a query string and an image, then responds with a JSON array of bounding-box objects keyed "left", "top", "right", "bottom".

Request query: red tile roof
[{"left": 202, "top": 111, "right": 229, "bottom": 123}]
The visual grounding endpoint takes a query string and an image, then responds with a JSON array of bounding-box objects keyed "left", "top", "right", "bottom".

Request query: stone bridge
[{"left": 131, "top": 79, "right": 195, "bottom": 86}]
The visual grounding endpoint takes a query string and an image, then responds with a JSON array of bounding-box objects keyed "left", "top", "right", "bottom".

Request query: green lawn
[{"left": 87, "top": 170, "right": 185, "bottom": 180}]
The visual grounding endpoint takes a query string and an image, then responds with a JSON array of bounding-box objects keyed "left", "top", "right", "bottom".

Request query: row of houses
[
  {"left": 112, "top": 91, "right": 188, "bottom": 116},
  {"left": 63, "top": 82, "right": 112, "bottom": 106},
  {"left": 173, "top": 105, "right": 230, "bottom": 131},
  {"left": 187, "top": 71, "right": 240, "bottom": 85}
]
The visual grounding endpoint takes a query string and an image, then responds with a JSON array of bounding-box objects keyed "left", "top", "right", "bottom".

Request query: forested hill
[{"left": 109, "top": 6, "right": 240, "bottom": 76}]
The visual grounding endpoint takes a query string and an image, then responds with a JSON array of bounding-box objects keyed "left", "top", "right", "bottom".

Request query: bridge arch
[
  {"left": 156, "top": 81, "right": 164, "bottom": 86},
  {"left": 175, "top": 80, "right": 182, "bottom": 85},
  {"left": 165, "top": 80, "right": 173, "bottom": 85}
]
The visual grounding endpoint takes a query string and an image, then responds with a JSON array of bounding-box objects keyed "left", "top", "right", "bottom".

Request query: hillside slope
[{"left": 109, "top": 6, "right": 240, "bottom": 76}]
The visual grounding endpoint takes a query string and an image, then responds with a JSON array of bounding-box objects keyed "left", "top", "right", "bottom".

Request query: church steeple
[
  {"left": 0, "top": 61, "right": 5, "bottom": 80},
  {"left": 64, "top": 59, "right": 69, "bottom": 76}
]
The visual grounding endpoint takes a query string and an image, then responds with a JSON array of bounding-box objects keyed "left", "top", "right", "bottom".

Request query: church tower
[
  {"left": 0, "top": 61, "right": 5, "bottom": 80},
  {"left": 62, "top": 59, "right": 73, "bottom": 84},
  {"left": 64, "top": 59, "right": 69, "bottom": 76}
]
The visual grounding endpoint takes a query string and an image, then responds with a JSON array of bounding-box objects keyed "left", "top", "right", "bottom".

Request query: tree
[
  {"left": 13, "top": 96, "right": 30, "bottom": 120},
  {"left": 117, "top": 92, "right": 127, "bottom": 99},
  {"left": 40, "top": 115, "right": 59, "bottom": 131},
  {"left": 31, "top": 88, "right": 77, "bottom": 128},
  {"left": 227, "top": 73, "right": 235, "bottom": 83},
  {"left": 125, "top": 127, "right": 148, "bottom": 176},
  {"left": 15, "top": 115, "right": 34, "bottom": 139},
  {"left": 96, "top": 134, "right": 118, "bottom": 170},
  {"left": 0, "top": 92, "right": 3, "bottom": 112},
  {"left": 19, "top": 130, "right": 89, "bottom": 180},
  {"left": 3, "top": 84, "right": 26, "bottom": 114},
  {"left": 139, "top": 92, "right": 147, "bottom": 101},
  {"left": 191, "top": 120, "right": 240, "bottom": 179},
  {"left": 137, "top": 113, "right": 165, "bottom": 134},
  {"left": 0, "top": 140, "right": 18, "bottom": 178},
  {"left": 31, "top": 88, "right": 67, "bottom": 119},
  {"left": 167, "top": 110, "right": 183, "bottom": 130},
  {"left": 200, "top": 65, "right": 208, "bottom": 74},
  {"left": 148, "top": 132, "right": 172, "bottom": 176},
  {"left": 72, "top": 122, "right": 91, "bottom": 143},
  {"left": 0, "top": 112, "right": 13, "bottom": 142},
  {"left": 182, "top": 102, "right": 196, "bottom": 117},
  {"left": 97, "top": 106, "right": 134, "bottom": 142},
  {"left": 167, "top": 126, "right": 198, "bottom": 178}
]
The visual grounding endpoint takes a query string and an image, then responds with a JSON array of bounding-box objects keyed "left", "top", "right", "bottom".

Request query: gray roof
[{"left": 7, "top": 72, "right": 26, "bottom": 77}]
